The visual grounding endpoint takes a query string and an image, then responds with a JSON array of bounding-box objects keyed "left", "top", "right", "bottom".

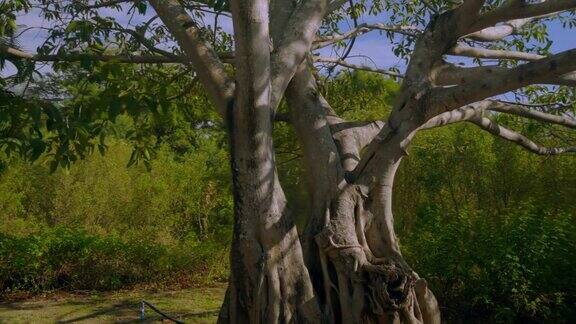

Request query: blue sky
[{"left": 2, "top": 7, "right": 574, "bottom": 78}]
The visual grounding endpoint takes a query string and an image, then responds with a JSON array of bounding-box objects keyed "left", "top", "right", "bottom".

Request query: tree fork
[{"left": 285, "top": 62, "right": 440, "bottom": 323}]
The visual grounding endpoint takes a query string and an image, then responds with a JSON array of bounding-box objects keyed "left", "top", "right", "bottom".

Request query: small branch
[
  {"left": 313, "top": 56, "right": 404, "bottom": 78},
  {"left": 313, "top": 23, "right": 421, "bottom": 49},
  {"left": 326, "top": 0, "right": 349, "bottom": 14},
  {"left": 0, "top": 45, "right": 235, "bottom": 65},
  {"left": 0, "top": 45, "right": 187, "bottom": 63},
  {"left": 490, "top": 101, "right": 576, "bottom": 129},
  {"left": 421, "top": 0, "right": 439, "bottom": 13},
  {"left": 106, "top": 25, "right": 177, "bottom": 59},
  {"left": 496, "top": 99, "right": 576, "bottom": 111},
  {"left": 336, "top": 0, "right": 359, "bottom": 69},
  {"left": 82, "top": 0, "right": 130, "bottom": 10},
  {"left": 469, "top": 116, "right": 576, "bottom": 155}
]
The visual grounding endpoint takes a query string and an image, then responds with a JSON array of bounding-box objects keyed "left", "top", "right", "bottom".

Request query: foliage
[
  {"left": 397, "top": 121, "right": 576, "bottom": 322},
  {"left": 1, "top": 60, "right": 219, "bottom": 171},
  {"left": 0, "top": 226, "right": 229, "bottom": 293},
  {"left": 403, "top": 206, "right": 576, "bottom": 322},
  {"left": 322, "top": 70, "right": 399, "bottom": 119},
  {"left": 0, "top": 137, "right": 232, "bottom": 240},
  {"left": 0, "top": 138, "right": 232, "bottom": 295}
]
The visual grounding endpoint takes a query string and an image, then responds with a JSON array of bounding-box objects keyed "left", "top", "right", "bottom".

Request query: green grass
[{"left": 0, "top": 284, "right": 226, "bottom": 323}]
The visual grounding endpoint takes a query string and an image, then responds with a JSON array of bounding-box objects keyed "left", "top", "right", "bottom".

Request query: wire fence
[{"left": 140, "top": 300, "right": 185, "bottom": 323}]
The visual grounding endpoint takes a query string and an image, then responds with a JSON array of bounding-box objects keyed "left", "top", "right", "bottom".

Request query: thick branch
[
  {"left": 419, "top": 101, "right": 576, "bottom": 156},
  {"left": 330, "top": 120, "right": 387, "bottom": 173},
  {"left": 420, "top": 101, "right": 491, "bottom": 130},
  {"left": 470, "top": 0, "right": 576, "bottom": 34},
  {"left": 386, "top": 0, "right": 488, "bottom": 108},
  {"left": 434, "top": 63, "right": 576, "bottom": 87},
  {"left": 490, "top": 101, "right": 576, "bottom": 129},
  {"left": 449, "top": 44, "right": 544, "bottom": 61},
  {"left": 270, "top": 0, "right": 328, "bottom": 110},
  {"left": 149, "top": 0, "right": 234, "bottom": 117},
  {"left": 469, "top": 116, "right": 576, "bottom": 155},
  {"left": 458, "top": 0, "right": 488, "bottom": 22},
  {"left": 292, "top": 98, "right": 576, "bottom": 162},
  {"left": 464, "top": 17, "right": 532, "bottom": 42},
  {"left": 270, "top": 0, "right": 295, "bottom": 40},
  {"left": 421, "top": 99, "right": 576, "bottom": 130},
  {"left": 431, "top": 49, "right": 576, "bottom": 112}
]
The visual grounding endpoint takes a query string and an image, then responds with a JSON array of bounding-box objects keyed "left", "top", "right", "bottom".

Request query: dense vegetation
[{"left": 1, "top": 70, "right": 575, "bottom": 322}]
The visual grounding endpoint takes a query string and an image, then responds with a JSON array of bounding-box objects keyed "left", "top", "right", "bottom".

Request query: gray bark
[
  {"left": 146, "top": 1, "right": 575, "bottom": 323},
  {"left": 282, "top": 61, "right": 442, "bottom": 323},
  {"left": 217, "top": 1, "right": 321, "bottom": 323}
]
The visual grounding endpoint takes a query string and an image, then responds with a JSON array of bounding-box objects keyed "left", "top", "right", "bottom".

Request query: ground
[{"left": 0, "top": 284, "right": 226, "bottom": 323}]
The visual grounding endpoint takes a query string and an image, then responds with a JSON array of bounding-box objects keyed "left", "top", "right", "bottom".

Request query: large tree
[{"left": 1, "top": 0, "right": 576, "bottom": 322}]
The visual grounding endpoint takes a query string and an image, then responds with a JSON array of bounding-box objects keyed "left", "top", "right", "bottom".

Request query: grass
[{"left": 0, "top": 284, "right": 226, "bottom": 323}]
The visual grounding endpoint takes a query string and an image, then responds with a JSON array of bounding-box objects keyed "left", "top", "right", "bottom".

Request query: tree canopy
[{"left": 0, "top": 1, "right": 575, "bottom": 167}]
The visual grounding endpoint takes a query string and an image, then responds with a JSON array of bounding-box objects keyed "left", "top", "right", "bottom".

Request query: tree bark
[
  {"left": 283, "top": 62, "right": 441, "bottom": 323},
  {"left": 217, "top": 1, "right": 321, "bottom": 323},
  {"left": 312, "top": 130, "right": 440, "bottom": 324}
]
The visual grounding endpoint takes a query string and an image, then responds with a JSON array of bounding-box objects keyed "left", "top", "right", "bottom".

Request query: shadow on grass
[
  {"left": 55, "top": 300, "right": 136, "bottom": 323},
  {"left": 50, "top": 300, "right": 219, "bottom": 323}
]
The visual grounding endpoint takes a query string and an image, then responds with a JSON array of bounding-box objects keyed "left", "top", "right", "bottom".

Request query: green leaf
[
  {"left": 135, "top": 1, "right": 147, "bottom": 14},
  {"left": 49, "top": 160, "right": 59, "bottom": 173},
  {"left": 109, "top": 99, "right": 121, "bottom": 119},
  {"left": 97, "top": 144, "right": 106, "bottom": 156}
]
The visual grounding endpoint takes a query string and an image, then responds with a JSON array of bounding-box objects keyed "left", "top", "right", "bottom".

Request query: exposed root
[
  {"left": 312, "top": 188, "right": 439, "bottom": 324},
  {"left": 362, "top": 261, "right": 423, "bottom": 323}
]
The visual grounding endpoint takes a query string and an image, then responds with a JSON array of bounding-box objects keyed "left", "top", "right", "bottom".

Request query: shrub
[
  {"left": 403, "top": 204, "right": 576, "bottom": 322},
  {"left": 0, "top": 226, "right": 229, "bottom": 295}
]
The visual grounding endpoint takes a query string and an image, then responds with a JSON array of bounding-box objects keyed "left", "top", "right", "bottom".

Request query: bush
[
  {"left": 0, "top": 139, "right": 233, "bottom": 243},
  {"left": 403, "top": 204, "right": 576, "bottom": 322},
  {"left": 0, "top": 226, "right": 229, "bottom": 294}
]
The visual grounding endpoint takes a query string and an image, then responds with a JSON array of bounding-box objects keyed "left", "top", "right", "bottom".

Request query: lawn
[{"left": 0, "top": 284, "right": 226, "bottom": 323}]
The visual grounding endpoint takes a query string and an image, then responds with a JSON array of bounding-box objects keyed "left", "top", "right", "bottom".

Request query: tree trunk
[
  {"left": 284, "top": 63, "right": 441, "bottom": 323},
  {"left": 217, "top": 55, "right": 322, "bottom": 324},
  {"left": 218, "top": 1, "right": 442, "bottom": 320},
  {"left": 217, "top": 1, "right": 322, "bottom": 323}
]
